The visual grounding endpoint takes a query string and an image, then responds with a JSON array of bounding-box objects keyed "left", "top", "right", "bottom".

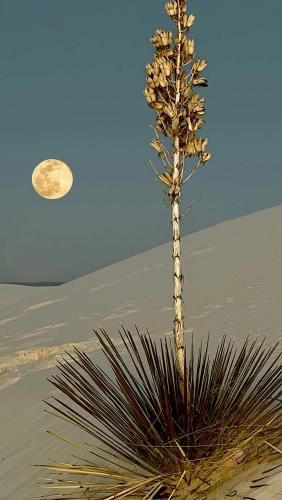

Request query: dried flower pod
[
  {"left": 180, "top": 0, "right": 186, "bottom": 13},
  {"left": 187, "top": 117, "right": 204, "bottom": 132},
  {"left": 182, "top": 135, "right": 208, "bottom": 157},
  {"left": 164, "top": 102, "right": 177, "bottom": 118},
  {"left": 159, "top": 75, "right": 168, "bottom": 88},
  {"left": 163, "top": 61, "right": 172, "bottom": 76},
  {"left": 143, "top": 87, "right": 157, "bottom": 103},
  {"left": 202, "top": 152, "right": 211, "bottom": 162},
  {"left": 159, "top": 47, "right": 174, "bottom": 57},
  {"left": 143, "top": 88, "right": 150, "bottom": 100},
  {"left": 153, "top": 61, "right": 160, "bottom": 75},
  {"left": 146, "top": 63, "right": 154, "bottom": 76},
  {"left": 153, "top": 73, "right": 160, "bottom": 84},
  {"left": 188, "top": 39, "right": 195, "bottom": 56},
  {"left": 153, "top": 76, "right": 160, "bottom": 88},
  {"left": 188, "top": 93, "right": 205, "bottom": 113},
  {"left": 192, "top": 105, "right": 205, "bottom": 116},
  {"left": 165, "top": 1, "right": 177, "bottom": 17},
  {"left": 156, "top": 116, "right": 167, "bottom": 135},
  {"left": 156, "top": 56, "right": 172, "bottom": 77},
  {"left": 192, "top": 59, "right": 208, "bottom": 73},
  {"left": 197, "top": 59, "right": 208, "bottom": 72},
  {"left": 193, "top": 77, "right": 208, "bottom": 87},
  {"left": 182, "top": 14, "right": 195, "bottom": 30},
  {"left": 147, "top": 76, "right": 155, "bottom": 89},
  {"left": 186, "top": 14, "right": 196, "bottom": 28},
  {"left": 187, "top": 117, "right": 193, "bottom": 132},
  {"left": 153, "top": 101, "right": 166, "bottom": 111},
  {"left": 161, "top": 30, "right": 172, "bottom": 46},
  {"left": 182, "top": 15, "right": 188, "bottom": 27},
  {"left": 194, "top": 136, "right": 203, "bottom": 153},
  {"left": 194, "top": 98, "right": 205, "bottom": 113},
  {"left": 196, "top": 118, "right": 204, "bottom": 129},
  {"left": 150, "top": 29, "right": 172, "bottom": 48},
  {"left": 185, "top": 141, "right": 196, "bottom": 156},
  {"left": 172, "top": 116, "right": 179, "bottom": 132},
  {"left": 150, "top": 139, "right": 163, "bottom": 155},
  {"left": 189, "top": 93, "right": 200, "bottom": 103},
  {"left": 183, "top": 85, "right": 192, "bottom": 98},
  {"left": 181, "top": 37, "right": 195, "bottom": 63},
  {"left": 180, "top": 76, "right": 186, "bottom": 92}
]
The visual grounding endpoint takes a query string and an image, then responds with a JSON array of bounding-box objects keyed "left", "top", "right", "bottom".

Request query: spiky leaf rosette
[{"left": 37, "top": 326, "right": 281, "bottom": 499}]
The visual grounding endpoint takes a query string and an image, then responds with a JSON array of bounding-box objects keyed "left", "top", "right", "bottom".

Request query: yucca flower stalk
[
  {"left": 144, "top": 0, "right": 211, "bottom": 399},
  {"left": 37, "top": 327, "right": 282, "bottom": 499}
]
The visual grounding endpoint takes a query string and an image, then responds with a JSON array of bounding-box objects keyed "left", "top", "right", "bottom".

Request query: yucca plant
[
  {"left": 37, "top": 326, "right": 281, "bottom": 498},
  {"left": 37, "top": 0, "right": 282, "bottom": 498}
]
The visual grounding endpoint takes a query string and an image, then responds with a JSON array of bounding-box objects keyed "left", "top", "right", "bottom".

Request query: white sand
[
  {"left": 208, "top": 459, "right": 282, "bottom": 498},
  {"left": 0, "top": 204, "right": 281, "bottom": 499}
]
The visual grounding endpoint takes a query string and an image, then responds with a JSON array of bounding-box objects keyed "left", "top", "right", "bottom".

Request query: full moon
[{"left": 32, "top": 159, "right": 73, "bottom": 199}]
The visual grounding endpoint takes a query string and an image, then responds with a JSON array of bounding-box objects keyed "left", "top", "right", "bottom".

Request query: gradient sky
[{"left": 0, "top": 0, "right": 281, "bottom": 283}]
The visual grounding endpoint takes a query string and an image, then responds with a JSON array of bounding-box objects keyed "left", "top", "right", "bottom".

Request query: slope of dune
[{"left": 0, "top": 204, "right": 281, "bottom": 499}]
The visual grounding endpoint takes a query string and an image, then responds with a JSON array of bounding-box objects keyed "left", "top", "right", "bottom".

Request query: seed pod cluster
[
  {"left": 184, "top": 14, "right": 196, "bottom": 29},
  {"left": 183, "top": 136, "right": 208, "bottom": 157},
  {"left": 192, "top": 59, "right": 208, "bottom": 73},
  {"left": 188, "top": 93, "right": 205, "bottom": 114},
  {"left": 181, "top": 37, "right": 195, "bottom": 64},
  {"left": 165, "top": 2, "right": 195, "bottom": 31},
  {"left": 165, "top": 1, "right": 178, "bottom": 18},
  {"left": 150, "top": 29, "right": 172, "bottom": 49},
  {"left": 166, "top": 0, "right": 187, "bottom": 16},
  {"left": 144, "top": 0, "right": 211, "bottom": 169}
]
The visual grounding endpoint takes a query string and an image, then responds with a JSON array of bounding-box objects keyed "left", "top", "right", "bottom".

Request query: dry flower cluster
[{"left": 144, "top": 0, "right": 211, "bottom": 199}]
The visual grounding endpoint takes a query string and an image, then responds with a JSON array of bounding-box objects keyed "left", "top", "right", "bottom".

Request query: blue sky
[{"left": 0, "top": 0, "right": 281, "bottom": 282}]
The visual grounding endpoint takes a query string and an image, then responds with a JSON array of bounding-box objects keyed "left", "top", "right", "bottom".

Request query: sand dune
[{"left": 0, "top": 205, "right": 282, "bottom": 499}]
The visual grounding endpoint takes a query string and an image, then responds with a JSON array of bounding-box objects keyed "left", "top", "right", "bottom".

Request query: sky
[{"left": 0, "top": 0, "right": 281, "bottom": 283}]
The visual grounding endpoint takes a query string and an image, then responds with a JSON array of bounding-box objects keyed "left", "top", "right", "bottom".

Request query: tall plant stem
[{"left": 172, "top": 0, "right": 185, "bottom": 400}]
